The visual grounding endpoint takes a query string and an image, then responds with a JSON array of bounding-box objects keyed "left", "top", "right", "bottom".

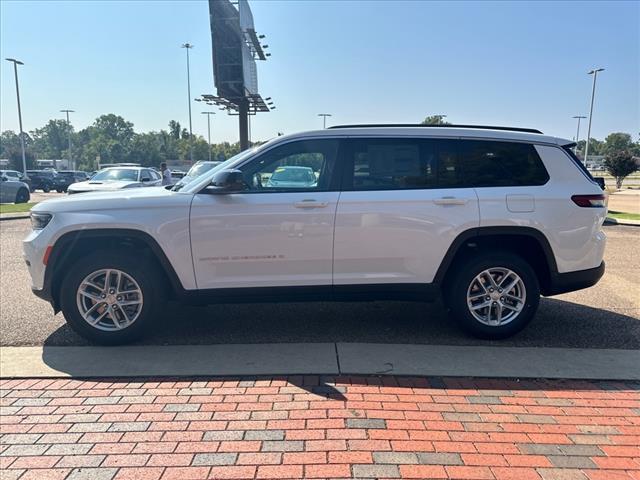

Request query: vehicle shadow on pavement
[{"left": 41, "top": 297, "right": 640, "bottom": 350}]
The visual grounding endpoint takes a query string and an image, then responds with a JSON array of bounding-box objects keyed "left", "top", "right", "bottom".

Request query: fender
[
  {"left": 42, "top": 228, "right": 185, "bottom": 311},
  {"left": 433, "top": 226, "right": 558, "bottom": 285}
]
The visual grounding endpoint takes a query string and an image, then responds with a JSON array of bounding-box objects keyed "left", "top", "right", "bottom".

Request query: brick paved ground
[{"left": 1, "top": 376, "right": 639, "bottom": 480}]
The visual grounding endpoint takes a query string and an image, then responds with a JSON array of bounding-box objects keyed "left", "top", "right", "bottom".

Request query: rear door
[{"left": 333, "top": 137, "right": 479, "bottom": 285}]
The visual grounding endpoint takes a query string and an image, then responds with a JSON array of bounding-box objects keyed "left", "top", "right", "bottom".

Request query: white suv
[{"left": 23, "top": 125, "right": 607, "bottom": 344}]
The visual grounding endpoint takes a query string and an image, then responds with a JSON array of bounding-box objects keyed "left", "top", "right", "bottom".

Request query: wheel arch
[
  {"left": 434, "top": 226, "right": 558, "bottom": 296},
  {"left": 45, "top": 228, "right": 184, "bottom": 312}
]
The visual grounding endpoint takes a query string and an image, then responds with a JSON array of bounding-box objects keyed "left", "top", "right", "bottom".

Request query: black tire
[
  {"left": 60, "top": 251, "right": 164, "bottom": 345},
  {"left": 444, "top": 252, "right": 540, "bottom": 339},
  {"left": 15, "top": 188, "right": 30, "bottom": 204},
  {"left": 42, "top": 184, "right": 51, "bottom": 193},
  {"left": 56, "top": 188, "right": 64, "bottom": 193}
]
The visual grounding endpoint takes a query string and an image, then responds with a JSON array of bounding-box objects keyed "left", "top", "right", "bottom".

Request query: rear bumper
[{"left": 545, "top": 261, "right": 605, "bottom": 296}]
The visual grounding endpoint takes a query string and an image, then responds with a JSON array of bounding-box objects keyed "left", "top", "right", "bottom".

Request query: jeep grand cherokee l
[{"left": 24, "top": 125, "right": 606, "bottom": 344}]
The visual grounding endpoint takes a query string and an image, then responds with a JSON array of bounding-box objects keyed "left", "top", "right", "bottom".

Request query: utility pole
[
  {"left": 317, "top": 113, "right": 332, "bottom": 129},
  {"left": 201, "top": 111, "right": 216, "bottom": 162},
  {"left": 60, "top": 109, "right": 75, "bottom": 170},
  {"left": 5, "top": 58, "right": 28, "bottom": 178},
  {"left": 572, "top": 115, "right": 586, "bottom": 155},
  {"left": 181, "top": 43, "right": 194, "bottom": 164},
  {"left": 584, "top": 68, "right": 604, "bottom": 164}
]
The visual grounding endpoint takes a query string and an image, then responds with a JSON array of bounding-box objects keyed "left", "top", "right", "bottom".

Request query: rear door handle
[
  {"left": 294, "top": 199, "right": 328, "bottom": 208},
  {"left": 433, "top": 197, "right": 468, "bottom": 205}
]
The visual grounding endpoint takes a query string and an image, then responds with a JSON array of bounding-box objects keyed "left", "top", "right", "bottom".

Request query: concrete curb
[
  {"left": 2, "top": 344, "right": 639, "bottom": 380},
  {"left": 0, "top": 214, "right": 29, "bottom": 221},
  {"left": 605, "top": 217, "right": 640, "bottom": 226}
]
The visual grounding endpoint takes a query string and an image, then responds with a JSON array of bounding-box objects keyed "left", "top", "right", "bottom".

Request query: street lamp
[
  {"left": 584, "top": 68, "right": 604, "bottom": 164},
  {"left": 181, "top": 43, "right": 194, "bottom": 164},
  {"left": 201, "top": 111, "right": 216, "bottom": 162},
  {"left": 572, "top": 115, "right": 586, "bottom": 154},
  {"left": 5, "top": 58, "right": 28, "bottom": 178},
  {"left": 60, "top": 109, "right": 75, "bottom": 170},
  {"left": 317, "top": 113, "right": 332, "bottom": 129}
]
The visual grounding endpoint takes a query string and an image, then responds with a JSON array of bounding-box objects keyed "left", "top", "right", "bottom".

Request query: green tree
[
  {"left": 30, "top": 119, "right": 74, "bottom": 160},
  {"left": 602, "top": 132, "right": 640, "bottom": 156},
  {"left": 421, "top": 115, "right": 450, "bottom": 125},
  {"left": 576, "top": 138, "right": 604, "bottom": 158},
  {"left": 168, "top": 120, "right": 181, "bottom": 139},
  {"left": 1, "top": 131, "right": 35, "bottom": 171},
  {"left": 604, "top": 150, "right": 639, "bottom": 190}
]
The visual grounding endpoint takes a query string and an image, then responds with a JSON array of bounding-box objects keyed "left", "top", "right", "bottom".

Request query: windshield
[
  {"left": 186, "top": 162, "right": 220, "bottom": 178},
  {"left": 91, "top": 168, "right": 139, "bottom": 181},
  {"left": 173, "top": 148, "right": 257, "bottom": 192}
]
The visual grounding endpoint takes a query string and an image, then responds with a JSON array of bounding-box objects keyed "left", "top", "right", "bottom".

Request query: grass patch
[
  {"left": 608, "top": 210, "right": 640, "bottom": 221},
  {"left": 0, "top": 202, "right": 35, "bottom": 214}
]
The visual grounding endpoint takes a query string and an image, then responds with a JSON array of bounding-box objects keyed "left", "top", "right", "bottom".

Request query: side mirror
[
  {"left": 206, "top": 169, "right": 247, "bottom": 193},
  {"left": 0, "top": 176, "right": 6, "bottom": 182},
  {"left": 141, "top": 177, "right": 151, "bottom": 182}
]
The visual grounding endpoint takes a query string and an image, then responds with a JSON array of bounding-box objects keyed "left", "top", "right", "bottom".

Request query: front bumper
[{"left": 546, "top": 261, "right": 605, "bottom": 296}]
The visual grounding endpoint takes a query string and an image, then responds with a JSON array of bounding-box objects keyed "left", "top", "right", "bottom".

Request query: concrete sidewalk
[{"left": 2, "top": 343, "right": 640, "bottom": 380}]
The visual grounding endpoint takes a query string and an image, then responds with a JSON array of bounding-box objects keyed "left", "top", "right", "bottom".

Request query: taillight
[{"left": 571, "top": 194, "right": 607, "bottom": 208}]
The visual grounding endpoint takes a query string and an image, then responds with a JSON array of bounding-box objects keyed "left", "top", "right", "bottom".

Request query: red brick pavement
[{"left": 0, "top": 376, "right": 639, "bottom": 479}]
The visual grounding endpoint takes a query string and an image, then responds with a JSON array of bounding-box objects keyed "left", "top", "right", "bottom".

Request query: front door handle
[
  {"left": 433, "top": 196, "right": 468, "bottom": 205},
  {"left": 294, "top": 199, "right": 328, "bottom": 209}
]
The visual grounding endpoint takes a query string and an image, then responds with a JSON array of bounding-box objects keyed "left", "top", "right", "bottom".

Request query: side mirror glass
[
  {"left": 141, "top": 177, "right": 151, "bottom": 182},
  {"left": 207, "top": 169, "right": 247, "bottom": 193},
  {"left": 0, "top": 176, "right": 6, "bottom": 182}
]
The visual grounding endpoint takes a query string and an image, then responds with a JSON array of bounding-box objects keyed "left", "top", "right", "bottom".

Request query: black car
[
  {"left": 26, "top": 170, "right": 66, "bottom": 193},
  {"left": 56, "top": 171, "right": 90, "bottom": 191}
]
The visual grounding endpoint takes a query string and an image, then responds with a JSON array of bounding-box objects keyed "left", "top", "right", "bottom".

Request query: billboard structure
[{"left": 200, "top": 0, "right": 273, "bottom": 150}]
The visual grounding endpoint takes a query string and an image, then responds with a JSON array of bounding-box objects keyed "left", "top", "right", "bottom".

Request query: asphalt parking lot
[{"left": 1, "top": 218, "right": 638, "bottom": 348}]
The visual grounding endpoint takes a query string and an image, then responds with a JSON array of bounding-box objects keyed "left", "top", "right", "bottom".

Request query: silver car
[{"left": 0, "top": 174, "right": 30, "bottom": 204}]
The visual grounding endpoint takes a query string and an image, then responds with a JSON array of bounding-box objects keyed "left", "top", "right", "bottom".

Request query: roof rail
[{"left": 327, "top": 124, "right": 544, "bottom": 134}]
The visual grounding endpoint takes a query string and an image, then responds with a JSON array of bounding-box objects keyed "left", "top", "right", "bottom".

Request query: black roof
[{"left": 328, "top": 124, "right": 543, "bottom": 134}]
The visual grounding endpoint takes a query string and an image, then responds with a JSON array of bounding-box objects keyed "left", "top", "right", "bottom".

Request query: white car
[
  {"left": 24, "top": 125, "right": 606, "bottom": 344},
  {"left": 67, "top": 167, "right": 162, "bottom": 194}
]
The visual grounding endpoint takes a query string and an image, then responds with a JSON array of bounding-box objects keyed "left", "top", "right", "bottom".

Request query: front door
[{"left": 190, "top": 138, "right": 341, "bottom": 289}]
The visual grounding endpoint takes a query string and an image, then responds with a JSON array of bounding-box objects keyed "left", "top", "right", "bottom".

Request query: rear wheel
[
  {"left": 60, "top": 251, "right": 163, "bottom": 344},
  {"left": 445, "top": 252, "right": 540, "bottom": 339},
  {"left": 15, "top": 188, "right": 30, "bottom": 204},
  {"left": 42, "top": 183, "right": 51, "bottom": 193}
]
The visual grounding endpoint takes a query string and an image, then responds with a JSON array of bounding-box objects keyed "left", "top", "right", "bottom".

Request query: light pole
[
  {"left": 181, "top": 43, "right": 194, "bottom": 164},
  {"left": 201, "top": 111, "right": 216, "bottom": 162},
  {"left": 5, "top": 58, "right": 28, "bottom": 178},
  {"left": 60, "top": 109, "right": 75, "bottom": 170},
  {"left": 318, "top": 113, "right": 332, "bottom": 129},
  {"left": 572, "top": 115, "right": 586, "bottom": 154},
  {"left": 584, "top": 68, "right": 604, "bottom": 164}
]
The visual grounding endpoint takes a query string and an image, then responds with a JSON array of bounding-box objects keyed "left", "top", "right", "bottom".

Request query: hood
[
  {"left": 32, "top": 186, "right": 182, "bottom": 214},
  {"left": 67, "top": 180, "right": 140, "bottom": 192}
]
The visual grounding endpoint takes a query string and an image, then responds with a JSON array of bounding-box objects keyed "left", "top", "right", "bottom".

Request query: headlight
[{"left": 31, "top": 212, "right": 52, "bottom": 230}]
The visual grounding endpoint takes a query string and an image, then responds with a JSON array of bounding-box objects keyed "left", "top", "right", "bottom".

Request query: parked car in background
[
  {"left": 266, "top": 165, "right": 317, "bottom": 188},
  {"left": 67, "top": 167, "right": 162, "bottom": 194},
  {"left": 0, "top": 174, "right": 30, "bottom": 203},
  {"left": 26, "top": 170, "right": 66, "bottom": 193},
  {"left": 24, "top": 125, "right": 607, "bottom": 344},
  {"left": 0, "top": 170, "right": 31, "bottom": 190},
  {"left": 171, "top": 170, "right": 186, "bottom": 180},
  {"left": 56, "top": 171, "right": 91, "bottom": 192},
  {"left": 172, "top": 161, "right": 222, "bottom": 190}
]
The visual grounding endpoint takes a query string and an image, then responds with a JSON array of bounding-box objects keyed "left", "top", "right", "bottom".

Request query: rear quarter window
[{"left": 460, "top": 140, "right": 549, "bottom": 187}]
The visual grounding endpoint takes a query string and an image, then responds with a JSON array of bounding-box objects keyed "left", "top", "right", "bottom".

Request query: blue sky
[{"left": 1, "top": 0, "right": 638, "bottom": 144}]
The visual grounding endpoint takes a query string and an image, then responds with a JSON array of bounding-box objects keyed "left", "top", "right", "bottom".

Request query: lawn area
[
  {"left": 608, "top": 210, "right": 640, "bottom": 221},
  {"left": 0, "top": 202, "right": 35, "bottom": 214}
]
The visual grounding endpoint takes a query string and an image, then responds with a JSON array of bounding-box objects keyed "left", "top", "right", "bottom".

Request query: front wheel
[
  {"left": 42, "top": 184, "right": 51, "bottom": 193},
  {"left": 60, "top": 251, "right": 163, "bottom": 344},
  {"left": 445, "top": 252, "right": 540, "bottom": 339}
]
